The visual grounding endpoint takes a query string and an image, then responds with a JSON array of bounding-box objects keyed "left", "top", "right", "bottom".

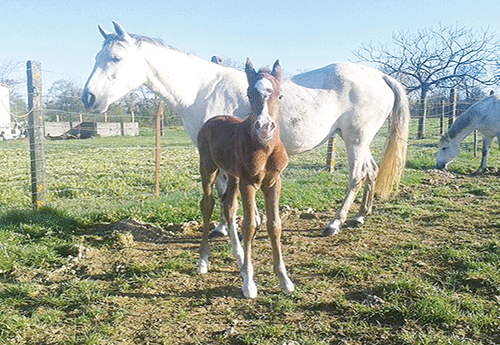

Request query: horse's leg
[
  {"left": 239, "top": 181, "right": 259, "bottom": 298},
  {"left": 210, "top": 171, "right": 229, "bottom": 238},
  {"left": 351, "top": 153, "right": 378, "bottom": 226},
  {"left": 473, "top": 136, "right": 492, "bottom": 176},
  {"left": 211, "top": 170, "right": 261, "bottom": 238},
  {"left": 253, "top": 198, "right": 262, "bottom": 230},
  {"left": 197, "top": 162, "right": 218, "bottom": 274},
  {"left": 262, "top": 177, "right": 294, "bottom": 295},
  {"left": 323, "top": 145, "right": 366, "bottom": 236},
  {"left": 223, "top": 175, "right": 244, "bottom": 269}
]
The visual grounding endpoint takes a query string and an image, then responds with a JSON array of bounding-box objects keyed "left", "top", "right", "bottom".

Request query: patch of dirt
[
  {"left": 92, "top": 219, "right": 178, "bottom": 243},
  {"left": 32, "top": 170, "right": 500, "bottom": 344}
]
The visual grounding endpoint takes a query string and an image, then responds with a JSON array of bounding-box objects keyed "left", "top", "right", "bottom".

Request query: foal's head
[{"left": 245, "top": 58, "right": 283, "bottom": 145}]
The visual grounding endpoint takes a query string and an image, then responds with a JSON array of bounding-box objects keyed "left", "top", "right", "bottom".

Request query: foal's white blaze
[
  {"left": 254, "top": 78, "right": 277, "bottom": 143},
  {"left": 255, "top": 78, "right": 273, "bottom": 97}
]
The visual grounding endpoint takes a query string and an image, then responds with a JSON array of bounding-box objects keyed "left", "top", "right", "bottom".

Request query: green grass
[{"left": 0, "top": 119, "right": 499, "bottom": 344}]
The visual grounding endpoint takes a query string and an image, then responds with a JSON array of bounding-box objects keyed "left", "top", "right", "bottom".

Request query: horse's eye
[
  {"left": 111, "top": 57, "right": 121, "bottom": 63},
  {"left": 442, "top": 147, "right": 448, "bottom": 151},
  {"left": 278, "top": 95, "right": 284, "bottom": 100}
]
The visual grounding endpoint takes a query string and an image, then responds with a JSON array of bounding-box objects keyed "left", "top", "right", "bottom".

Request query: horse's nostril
[{"left": 82, "top": 91, "right": 96, "bottom": 109}]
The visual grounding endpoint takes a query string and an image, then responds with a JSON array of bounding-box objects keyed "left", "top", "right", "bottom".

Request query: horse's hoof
[
  {"left": 242, "top": 282, "right": 258, "bottom": 299},
  {"left": 322, "top": 224, "right": 340, "bottom": 237},
  {"left": 348, "top": 216, "right": 364, "bottom": 227},
  {"left": 280, "top": 279, "right": 295, "bottom": 295},
  {"left": 196, "top": 259, "right": 208, "bottom": 274},
  {"left": 209, "top": 230, "right": 226, "bottom": 239}
]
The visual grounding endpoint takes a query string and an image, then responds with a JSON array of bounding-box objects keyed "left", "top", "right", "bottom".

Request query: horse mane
[
  {"left": 447, "top": 111, "right": 473, "bottom": 140},
  {"left": 447, "top": 102, "right": 482, "bottom": 140},
  {"left": 103, "top": 33, "right": 179, "bottom": 52}
]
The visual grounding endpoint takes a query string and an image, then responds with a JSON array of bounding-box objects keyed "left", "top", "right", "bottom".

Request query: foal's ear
[
  {"left": 112, "top": 21, "right": 131, "bottom": 41},
  {"left": 98, "top": 24, "right": 112, "bottom": 39},
  {"left": 271, "top": 60, "right": 282, "bottom": 81},
  {"left": 245, "top": 58, "right": 257, "bottom": 80}
]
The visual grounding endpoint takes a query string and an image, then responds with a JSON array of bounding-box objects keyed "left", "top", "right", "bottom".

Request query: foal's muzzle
[{"left": 254, "top": 118, "right": 277, "bottom": 142}]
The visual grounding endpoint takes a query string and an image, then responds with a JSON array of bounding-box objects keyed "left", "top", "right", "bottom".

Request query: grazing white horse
[
  {"left": 437, "top": 94, "right": 500, "bottom": 175},
  {"left": 82, "top": 22, "right": 410, "bottom": 236}
]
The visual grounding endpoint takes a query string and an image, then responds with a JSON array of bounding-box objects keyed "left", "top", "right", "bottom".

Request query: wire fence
[{"left": 0, "top": 87, "right": 489, "bottom": 216}]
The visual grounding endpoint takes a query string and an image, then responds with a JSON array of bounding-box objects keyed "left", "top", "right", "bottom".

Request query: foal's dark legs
[
  {"left": 239, "top": 181, "right": 260, "bottom": 298},
  {"left": 262, "top": 177, "right": 294, "bottom": 295},
  {"left": 197, "top": 161, "right": 217, "bottom": 274},
  {"left": 238, "top": 176, "right": 294, "bottom": 299},
  {"left": 222, "top": 175, "right": 244, "bottom": 268},
  {"left": 211, "top": 171, "right": 261, "bottom": 239}
]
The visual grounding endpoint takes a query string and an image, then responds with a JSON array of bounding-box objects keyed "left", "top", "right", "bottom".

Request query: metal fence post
[
  {"left": 326, "top": 134, "right": 336, "bottom": 173},
  {"left": 155, "top": 101, "right": 164, "bottom": 198},
  {"left": 27, "top": 60, "right": 46, "bottom": 208}
]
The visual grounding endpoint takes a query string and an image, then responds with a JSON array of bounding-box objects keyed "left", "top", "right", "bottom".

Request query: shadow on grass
[{"left": 0, "top": 207, "right": 82, "bottom": 240}]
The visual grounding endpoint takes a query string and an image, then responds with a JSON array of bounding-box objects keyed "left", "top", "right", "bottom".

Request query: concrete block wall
[{"left": 44, "top": 122, "right": 139, "bottom": 137}]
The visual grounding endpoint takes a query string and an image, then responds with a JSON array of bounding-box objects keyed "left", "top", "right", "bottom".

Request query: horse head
[
  {"left": 245, "top": 58, "right": 283, "bottom": 145},
  {"left": 82, "top": 21, "right": 148, "bottom": 113},
  {"left": 436, "top": 134, "right": 460, "bottom": 170}
]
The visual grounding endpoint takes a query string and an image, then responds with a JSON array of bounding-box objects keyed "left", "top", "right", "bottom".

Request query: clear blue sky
[{"left": 2, "top": 0, "right": 500, "bottom": 96}]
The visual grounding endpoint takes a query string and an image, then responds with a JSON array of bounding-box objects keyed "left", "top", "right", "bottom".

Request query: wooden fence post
[
  {"left": 27, "top": 60, "right": 46, "bottom": 209},
  {"left": 326, "top": 134, "right": 336, "bottom": 172},
  {"left": 417, "top": 96, "right": 427, "bottom": 139},
  {"left": 440, "top": 98, "right": 445, "bottom": 136},
  {"left": 448, "top": 88, "right": 457, "bottom": 127},
  {"left": 155, "top": 101, "right": 164, "bottom": 198}
]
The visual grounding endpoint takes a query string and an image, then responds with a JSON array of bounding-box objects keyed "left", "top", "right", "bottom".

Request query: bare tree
[
  {"left": 46, "top": 80, "right": 86, "bottom": 120},
  {"left": 355, "top": 25, "right": 500, "bottom": 138},
  {"left": 0, "top": 61, "right": 23, "bottom": 89},
  {"left": 0, "top": 61, "right": 26, "bottom": 116}
]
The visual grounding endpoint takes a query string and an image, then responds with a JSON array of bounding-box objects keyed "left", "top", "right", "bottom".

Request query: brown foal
[{"left": 196, "top": 58, "right": 293, "bottom": 298}]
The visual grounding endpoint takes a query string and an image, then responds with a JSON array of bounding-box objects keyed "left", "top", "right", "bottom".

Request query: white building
[{"left": 0, "top": 84, "right": 10, "bottom": 131}]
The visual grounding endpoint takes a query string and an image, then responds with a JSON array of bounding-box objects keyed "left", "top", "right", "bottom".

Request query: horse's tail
[{"left": 374, "top": 75, "right": 410, "bottom": 199}]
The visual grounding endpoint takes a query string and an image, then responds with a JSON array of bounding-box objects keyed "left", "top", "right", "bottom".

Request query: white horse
[
  {"left": 437, "top": 93, "right": 500, "bottom": 175},
  {"left": 82, "top": 22, "right": 410, "bottom": 237}
]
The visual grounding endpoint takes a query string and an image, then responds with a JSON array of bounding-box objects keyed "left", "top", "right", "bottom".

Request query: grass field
[{"left": 0, "top": 118, "right": 499, "bottom": 344}]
